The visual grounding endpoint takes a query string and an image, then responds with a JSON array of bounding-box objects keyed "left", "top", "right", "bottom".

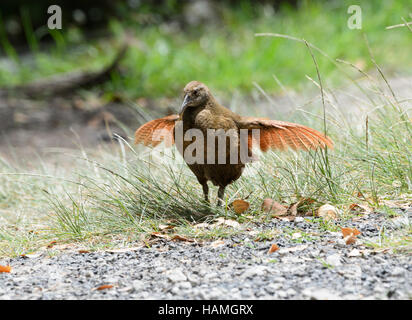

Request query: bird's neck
[{"left": 181, "top": 96, "right": 215, "bottom": 120}]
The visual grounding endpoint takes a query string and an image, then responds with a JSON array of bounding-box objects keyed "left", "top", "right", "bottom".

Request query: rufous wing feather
[
  {"left": 134, "top": 115, "right": 179, "bottom": 147},
  {"left": 239, "top": 117, "right": 333, "bottom": 152}
]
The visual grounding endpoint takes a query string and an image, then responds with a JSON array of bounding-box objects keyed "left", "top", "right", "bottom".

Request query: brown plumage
[{"left": 135, "top": 81, "right": 333, "bottom": 205}]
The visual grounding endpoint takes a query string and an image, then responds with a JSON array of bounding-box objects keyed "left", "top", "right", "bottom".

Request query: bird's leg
[
  {"left": 202, "top": 183, "right": 209, "bottom": 203},
  {"left": 217, "top": 186, "right": 226, "bottom": 206}
]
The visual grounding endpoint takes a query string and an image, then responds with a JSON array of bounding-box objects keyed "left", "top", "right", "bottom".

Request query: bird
[{"left": 134, "top": 81, "right": 333, "bottom": 205}]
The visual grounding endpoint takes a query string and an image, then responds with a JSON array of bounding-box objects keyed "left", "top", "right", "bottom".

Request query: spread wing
[
  {"left": 134, "top": 115, "right": 179, "bottom": 147},
  {"left": 238, "top": 117, "right": 333, "bottom": 152}
]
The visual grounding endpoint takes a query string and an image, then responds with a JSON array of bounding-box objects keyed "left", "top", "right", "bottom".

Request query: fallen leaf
[
  {"left": 289, "top": 198, "right": 317, "bottom": 216},
  {"left": 371, "top": 248, "right": 391, "bottom": 254},
  {"left": 262, "top": 199, "right": 288, "bottom": 216},
  {"left": 0, "top": 265, "right": 12, "bottom": 273},
  {"left": 213, "top": 218, "right": 241, "bottom": 229},
  {"left": 317, "top": 204, "right": 339, "bottom": 221},
  {"left": 150, "top": 232, "right": 170, "bottom": 240},
  {"left": 47, "top": 241, "right": 57, "bottom": 248},
  {"left": 21, "top": 252, "right": 42, "bottom": 259},
  {"left": 78, "top": 250, "right": 90, "bottom": 254},
  {"left": 171, "top": 235, "right": 194, "bottom": 242},
  {"left": 278, "top": 244, "right": 309, "bottom": 254},
  {"left": 344, "top": 236, "right": 357, "bottom": 245},
  {"left": 194, "top": 223, "right": 209, "bottom": 229},
  {"left": 341, "top": 227, "right": 361, "bottom": 238},
  {"left": 96, "top": 284, "right": 114, "bottom": 291},
  {"left": 159, "top": 224, "right": 174, "bottom": 231},
  {"left": 349, "top": 203, "right": 373, "bottom": 214},
  {"left": 341, "top": 227, "right": 361, "bottom": 245},
  {"left": 106, "top": 246, "right": 141, "bottom": 253},
  {"left": 288, "top": 202, "right": 299, "bottom": 216},
  {"left": 274, "top": 215, "right": 295, "bottom": 222},
  {"left": 210, "top": 240, "right": 225, "bottom": 248},
  {"left": 267, "top": 244, "right": 279, "bottom": 254},
  {"left": 232, "top": 199, "right": 250, "bottom": 214},
  {"left": 380, "top": 199, "right": 410, "bottom": 209}
]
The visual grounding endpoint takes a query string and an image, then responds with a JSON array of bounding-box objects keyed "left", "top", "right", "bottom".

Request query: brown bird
[{"left": 135, "top": 81, "right": 333, "bottom": 205}]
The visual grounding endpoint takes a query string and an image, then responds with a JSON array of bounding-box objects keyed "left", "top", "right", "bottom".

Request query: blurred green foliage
[{"left": 0, "top": 0, "right": 411, "bottom": 98}]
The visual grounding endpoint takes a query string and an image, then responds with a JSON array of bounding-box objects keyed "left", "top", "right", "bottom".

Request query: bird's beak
[{"left": 179, "top": 94, "right": 190, "bottom": 115}]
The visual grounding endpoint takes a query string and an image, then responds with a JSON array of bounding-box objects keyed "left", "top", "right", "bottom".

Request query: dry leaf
[
  {"left": 344, "top": 235, "right": 357, "bottom": 245},
  {"left": 171, "top": 235, "right": 194, "bottom": 242},
  {"left": 150, "top": 232, "right": 170, "bottom": 240},
  {"left": 341, "top": 227, "right": 361, "bottom": 237},
  {"left": 317, "top": 204, "right": 338, "bottom": 221},
  {"left": 0, "top": 265, "right": 12, "bottom": 273},
  {"left": 273, "top": 215, "right": 297, "bottom": 222},
  {"left": 47, "top": 241, "right": 57, "bottom": 248},
  {"left": 106, "top": 246, "right": 141, "bottom": 253},
  {"left": 194, "top": 223, "right": 209, "bottom": 229},
  {"left": 78, "top": 250, "right": 90, "bottom": 254},
  {"left": 232, "top": 199, "right": 250, "bottom": 214},
  {"left": 159, "top": 224, "right": 174, "bottom": 231},
  {"left": 50, "top": 243, "right": 77, "bottom": 251},
  {"left": 267, "top": 244, "right": 279, "bottom": 254},
  {"left": 210, "top": 240, "right": 225, "bottom": 248},
  {"left": 288, "top": 202, "right": 299, "bottom": 216},
  {"left": 262, "top": 199, "right": 288, "bottom": 216},
  {"left": 289, "top": 198, "right": 317, "bottom": 216},
  {"left": 96, "top": 284, "right": 114, "bottom": 291},
  {"left": 20, "top": 252, "right": 42, "bottom": 259},
  {"left": 341, "top": 227, "right": 361, "bottom": 245},
  {"left": 279, "top": 244, "right": 309, "bottom": 254},
  {"left": 349, "top": 203, "right": 373, "bottom": 214},
  {"left": 213, "top": 218, "right": 241, "bottom": 229}
]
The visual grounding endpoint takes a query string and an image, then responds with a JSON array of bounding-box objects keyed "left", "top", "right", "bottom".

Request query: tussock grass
[{"left": 31, "top": 67, "right": 411, "bottom": 254}]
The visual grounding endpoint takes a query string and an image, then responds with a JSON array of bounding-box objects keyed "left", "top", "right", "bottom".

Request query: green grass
[{"left": 0, "top": 1, "right": 411, "bottom": 98}]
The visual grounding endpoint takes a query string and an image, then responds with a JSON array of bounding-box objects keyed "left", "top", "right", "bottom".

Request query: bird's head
[{"left": 180, "top": 81, "right": 210, "bottom": 115}]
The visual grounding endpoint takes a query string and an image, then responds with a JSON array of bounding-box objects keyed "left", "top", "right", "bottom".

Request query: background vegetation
[{"left": 0, "top": 0, "right": 411, "bottom": 99}]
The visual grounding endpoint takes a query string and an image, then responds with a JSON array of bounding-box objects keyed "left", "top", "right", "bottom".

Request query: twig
[
  {"left": 385, "top": 20, "right": 412, "bottom": 30},
  {"left": 401, "top": 17, "right": 412, "bottom": 33}
]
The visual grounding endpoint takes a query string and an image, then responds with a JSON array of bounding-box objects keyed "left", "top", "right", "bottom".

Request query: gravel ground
[{"left": 1, "top": 208, "right": 411, "bottom": 300}]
